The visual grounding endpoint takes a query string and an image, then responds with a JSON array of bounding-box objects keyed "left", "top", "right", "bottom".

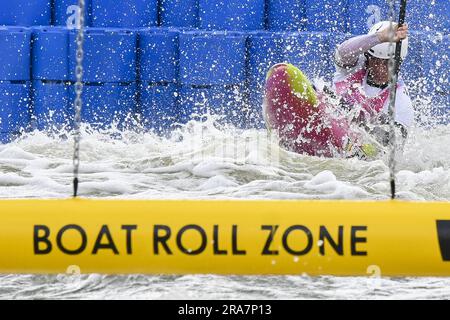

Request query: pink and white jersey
[{"left": 333, "top": 46, "right": 414, "bottom": 128}]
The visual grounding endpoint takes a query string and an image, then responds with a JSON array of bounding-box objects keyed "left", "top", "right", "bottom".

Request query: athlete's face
[{"left": 367, "top": 56, "right": 390, "bottom": 85}]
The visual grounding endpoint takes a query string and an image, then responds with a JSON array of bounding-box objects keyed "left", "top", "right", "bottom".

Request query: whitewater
[
  {"left": 1, "top": 117, "right": 449, "bottom": 201},
  {"left": 0, "top": 104, "right": 449, "bottom": 299}
]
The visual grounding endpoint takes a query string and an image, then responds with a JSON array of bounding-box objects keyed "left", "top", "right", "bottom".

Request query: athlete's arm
[
  {"left": 335, "top": 24, "right": 408, "bottom": 69},
  {"left": 334, "top": 34, "right": 381, "bottom": 68}
]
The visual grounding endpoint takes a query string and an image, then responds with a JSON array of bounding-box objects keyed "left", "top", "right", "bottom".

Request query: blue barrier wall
[
  {"left": 280, "top": 32, "right": 331, "bottom": 80},
  {"left": 348, "top": 0, "right": 450, "bottom": 35},
  {"left": 422, "top": 33, "right": 450, "bottom": 125},
  {"left": 31, "top": 27, "right": 138, "bottom": 131},
  {"left": 247, "top": 31, "right": 282, "bottom": 128},
  {"left": 32, "top": 27, "right": 70, "bottom": 81},
  {"left": 179, "top": 31, "right": 247, "bottom": 86},
  {"left": 31, "top": 27, "right": 71, "bottom": 131},
  {"left": 267, "top": 0, "right": 305, "bottom": 31},
  {"left": 0, "top": 82, "right": 30, "bottom": 143},
  {"left": 347, "top": 0, "right": 395, "bottom": 35},
  {"left": 407, "top": 1, "right": 449, "bottom": 33},
  {"left": 69, "top": 29, "right": 137, "bottom": 129},
  {"left": 32, "top": 81, "right": 72, "bottom": 132},
  {"left": 53, "top": 0, "right": 93, "bottom": 28},
  {"left": 0, "top": 27, "right": 31, "bottom": 81},
  {"left": 91, "top": 0, "right": 158, "bottom": 28},
  {"left": 178, "top": 84, "right": 247, "bottom": 128},
  {"left": 68, "top": 29, "right": 137, "bottom": 82},
  {"left": 0, "top": 1, "right": 449, "bottom": 141},
  {"left": 160, "top": 0, "right": 199, "bottom": 28},
  {"left": 138, "top": 28, "right": 179, "bottom": 83},
  {"left": 422, "top": 34, "right": 449, "bottom": 96},
  {"left": 199, "top": 0, "right": 265, "bottom": 31},
  {"left": 304, "top": 0, "right": 349, "bottom": 33},
  {"left": 71, "top": 82, "right": 137, "bottom": 130},
  {"left": 138, "top": 28, "right": 180, "bottom": 133},
  {"left": 0, "top": 27, "right": 31, "bottom": 142},
  {"left": 401, "top": 31, "right": 424, "bottom": 98},
  {"left": 0, "top": 0, "right": 51, "bottom": 26},
  {"left": 140, "top": 83, "right": 179, "bottom": 134},
  {"left": 178, "top": 31, "right": 248, "bottom": 127}
]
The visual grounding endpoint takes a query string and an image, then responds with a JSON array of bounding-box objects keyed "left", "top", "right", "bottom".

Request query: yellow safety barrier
[{"left": 0, "top": 199, "right": 450, "bottom": 276}]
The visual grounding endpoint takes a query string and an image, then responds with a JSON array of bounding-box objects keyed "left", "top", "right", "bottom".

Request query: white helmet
[{"left": 367, "top": 21, "right": 408, "bottom": 60}]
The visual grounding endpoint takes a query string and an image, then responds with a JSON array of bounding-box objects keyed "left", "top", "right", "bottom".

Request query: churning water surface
[{"left": 0, "top": 114, "right": 449, "bottom": 299}]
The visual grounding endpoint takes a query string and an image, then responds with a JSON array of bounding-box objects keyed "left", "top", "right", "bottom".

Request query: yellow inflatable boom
[{"left": 1, "top": 199, "right": 450, "bottom": 277}]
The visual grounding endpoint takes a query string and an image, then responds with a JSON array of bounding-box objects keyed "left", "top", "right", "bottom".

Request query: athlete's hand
[{"left": 377, "top": 23, "right": 408, "bottom": 43}]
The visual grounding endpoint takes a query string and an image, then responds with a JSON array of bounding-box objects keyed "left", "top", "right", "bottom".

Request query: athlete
[
  {"left": 263, "top": 21, "right": 414, "bottom": 159},
  {"left": 332, "top": 21, "right": 414, "bottom": 155}
]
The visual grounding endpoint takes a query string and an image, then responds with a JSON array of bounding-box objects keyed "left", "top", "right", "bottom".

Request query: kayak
[{"left": 263, "top": 63, "right": 378, "bottom": 158}]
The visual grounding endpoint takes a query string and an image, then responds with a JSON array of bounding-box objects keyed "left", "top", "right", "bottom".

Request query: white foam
[
  {"left": 0, "top": 116, "right": 447, "bottom": 200},
  {"left": 0, "top": 146, "right": 36, "bottom": 160},
  {"left": 196, "top": 175, "right": 238, "bottom": 191}
]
